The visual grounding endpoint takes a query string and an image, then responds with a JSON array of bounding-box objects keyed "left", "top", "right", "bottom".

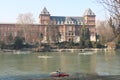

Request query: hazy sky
[{"left": 0, "top": 0, "right": 108, "bottom": 23}]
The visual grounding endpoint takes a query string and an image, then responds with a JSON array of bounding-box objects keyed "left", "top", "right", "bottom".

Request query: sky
[{"left": 0, "top": 0, "right": 108, "bottom": 23}]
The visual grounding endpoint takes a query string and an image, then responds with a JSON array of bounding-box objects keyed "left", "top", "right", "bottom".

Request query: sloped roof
[
  {"left": 50, "top": 16, "right": 66, "bottom": 22},
  {"left": 50, "top": 16, "right": 84, "bottom": 25},
  {"left": 84, "top": 8, "right": 95, "bottom": 16},
  {"left": 41, "top": 7, "right": 50, "bottom": 15}
]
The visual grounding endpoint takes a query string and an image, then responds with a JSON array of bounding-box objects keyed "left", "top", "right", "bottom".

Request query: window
[
  {"left": 4, "top": 32, "right": 6, "bottom": 36},
  {"left": 14, "top": 32, "right": 17, "bottom": 36},
  {"left": 57, "top": 21, "right": 60, "bottom": 24},
  {"left": 68, "top": 26, "right": 72, "bottom": 31},
  {"left": 66, "top": 32, "right": 68, "bottom": 36},
  {"left": 69, "top": 33, "right": 71, "bottom": 36},
  {"left": 0, "top": 32, "right": 1, "bottom": 36},
  {"left": 72, "top": 32, "right": 74, "bottom": 35},
  {"left": 61, "top": 21, "right": 63, "bottom": 24},
  {"left": 72, "top": 21, "right": 74, "bottom": 24},
  {"left": 69, "top": 21, "right": 71, "bottom": 24},
  {"left": 67, "top": 21, "right": 69, "bottom": 24}
]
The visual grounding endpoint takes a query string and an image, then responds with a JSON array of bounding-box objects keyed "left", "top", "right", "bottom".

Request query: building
[{"left": 0, "top": 7, "right": 96, "bottom": 44}]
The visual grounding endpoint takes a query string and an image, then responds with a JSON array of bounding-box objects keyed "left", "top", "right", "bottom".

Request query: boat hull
[{"left": 50, "top": 72, "right": 69, "bottom": 77}]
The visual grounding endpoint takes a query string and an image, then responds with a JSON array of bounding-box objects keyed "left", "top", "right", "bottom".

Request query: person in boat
[{"left": 56, "top": 70, "right": 61, "bottom": 77}]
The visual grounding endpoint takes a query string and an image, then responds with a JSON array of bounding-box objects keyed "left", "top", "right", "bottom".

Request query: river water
[{"left": 0, "top": 50, "right": 120, "bottom": 80}]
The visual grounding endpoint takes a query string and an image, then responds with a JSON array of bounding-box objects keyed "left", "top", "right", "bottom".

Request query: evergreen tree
[
  {"left": 14, "top": 36, "right": 24, "bottom": 50},
  {"left": 80, "top": 24, "right": 86, "bottom": 48},
  {"left": 0, "top": 41, "right": 5, "bottom": 49},
  {"left": 80, "top": 24, "right": 91, "bottom": 48},
  {"left": 85, "top": 28, "right": 90, "bottom": 40}
]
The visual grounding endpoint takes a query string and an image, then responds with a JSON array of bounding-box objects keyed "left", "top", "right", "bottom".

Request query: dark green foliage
[
  {"left": 14, "top": 36, "right": 24, "bottom": 50},
  {"left": 96, "top": 33, "right": 99, "bottom": 42},
  {"left": 85, "top": 40, "right": 93, "bottom": 48},
  {"left": 39, "top": 33, "right": 44, "bottom": 46},
  {"left": 69, "top": 40, "right": 74, "bottom": 48},
  {"left": 91, "top": 41, "right": 105, "bottom": 48},
  {"left": 80, "top": 24, "right": 90, "bottom": 48},
  {"left": 0, "top": 41, "right": 5, "bottom": 49},
  {"left": 85, "top": 28, "right": 90, "bottom": 40},
  {"left": 7, "top": 33, "right": 13, "bottom": 43},
  {"left": 39, "top": 33, "right": 43, "bottom": 39},
  {"left": 80, "top": 25, "right": 85, "bottom": 47},
  {"left": 116, "top": 41, "right": 120, "bottom": 49},
  {"left": 96, "top": 42, "right": 102, "bottom": 48}
]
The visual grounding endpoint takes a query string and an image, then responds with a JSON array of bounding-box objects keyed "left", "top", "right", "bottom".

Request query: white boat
[
  {"left": 78, "top": 52, "right": 93, "bottom": 55},
  {"left": 38, "top": 56, "right": 53, "bottom": 58},
  {"left": 13, "top": 50, "right": 31, "bottom": 54}
]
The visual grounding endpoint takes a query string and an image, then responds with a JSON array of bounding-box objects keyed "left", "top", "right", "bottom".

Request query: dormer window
[
  {"left": 69, "top": 21, "right": 71, "bottom": 24},
  {"left": 72, "top": 21, "right": 74, "bottom": 24},
  {"left": 81, "top": 22, "right": 83, "bottom": 25},
  {"left": 61, "top": 21, "right": 63, "bottom": 24},
  {"left": 74, "top": 22, "right": 76, "bottom": 24},
  {"left": 57, "top": 21, "right": 60, "bottom": 24},
  {"left": 78, "top": 22, "right": 80, "bottom": 24},
  {"left": 67, "top": 21, "right": 69, "bottom": 24},
  {"left": 59, "top": 21, "right": 61, "bottom": 24}
]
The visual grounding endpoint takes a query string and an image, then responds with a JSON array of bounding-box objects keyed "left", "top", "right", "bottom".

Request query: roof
[
  {"left": 50, "top": 16, "right": 84, "bottom": 25},
  {"left": 83, "top": 8, "right": 95, "bottom": 16},
  {"left": 41, "top": 7, "right": 50, "bottom": 15}
]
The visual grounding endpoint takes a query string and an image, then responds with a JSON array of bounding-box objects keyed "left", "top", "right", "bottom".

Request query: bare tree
[
  {"left": 96, "top": 0, "right": 120, "bottom": 42},
  {"left": 17, "top": 13, "right": 35, "bottom": 24},
  {"left": 49, "top": 20, "right": 61, "bottom": 43},
  {"left": 7, "top": 33, "right": 14, "bottom": 44},
  {"left": 16, "top": 13, "right": 35, "bottom": 42},
  {"left": 44, "top": 20, "right": 61, "bottom": 44},
  {"left": 37, "top": 31, "right": 43, "bottom": 46},
  {"left": 97, "top": 0, "right": 120, "bottom": 24},
  {"left": 96, "top": 20, "right": 114, "bottom": 44}
]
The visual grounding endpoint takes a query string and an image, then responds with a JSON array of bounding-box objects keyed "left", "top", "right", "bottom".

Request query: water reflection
[
  {"left": 0, "top": 50, "right": 120, "bottom": 79},
  {"left": 96, "top": 50, "right": 120, "bottom": 75},
  {"left": 104, "top": 50, "right": 115, "bottom": 61}
]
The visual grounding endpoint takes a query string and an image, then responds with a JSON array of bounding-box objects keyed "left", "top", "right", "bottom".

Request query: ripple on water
[{"left": 0, "top": 74, "right": 50, "bottom": 80}]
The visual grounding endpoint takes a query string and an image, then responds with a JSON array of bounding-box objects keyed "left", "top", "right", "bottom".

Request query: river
[{"left": 0, "top": 50, "right": 120, "bottom": 80}]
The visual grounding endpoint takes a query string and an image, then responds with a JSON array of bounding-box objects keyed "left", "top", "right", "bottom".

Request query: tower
[
  {"left": 84, "top": 8, "right": 96, "bottom": 41},
  {"left": 39, "top": 7, "right": 50, "bottom": 25},
  {"left": 84, "top": 8, "right": 96, "bottom": 26}
]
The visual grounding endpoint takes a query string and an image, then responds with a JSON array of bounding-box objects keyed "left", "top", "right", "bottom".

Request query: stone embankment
[{"left": 51, "top": 48, "right": 110, "bottom": 52}]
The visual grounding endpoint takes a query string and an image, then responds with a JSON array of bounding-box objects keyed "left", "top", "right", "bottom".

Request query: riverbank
[
  {"left": 51, "top": 48, "right": 115, "bottom": 52},
  {"left": 0, "top": 48, "right": 115, "bottom": 53},
  {"left": 27, "top": 74, "right": 120, "bottom": 80}
]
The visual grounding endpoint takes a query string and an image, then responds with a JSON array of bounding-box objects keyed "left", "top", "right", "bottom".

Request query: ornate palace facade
[{"left": 0, "top": 7, "right": 96, "bottom": 44}]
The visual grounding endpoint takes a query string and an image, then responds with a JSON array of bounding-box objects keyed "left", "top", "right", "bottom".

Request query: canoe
[{"left": 50, "top": 72, "right": 69, "bottom": 77}]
